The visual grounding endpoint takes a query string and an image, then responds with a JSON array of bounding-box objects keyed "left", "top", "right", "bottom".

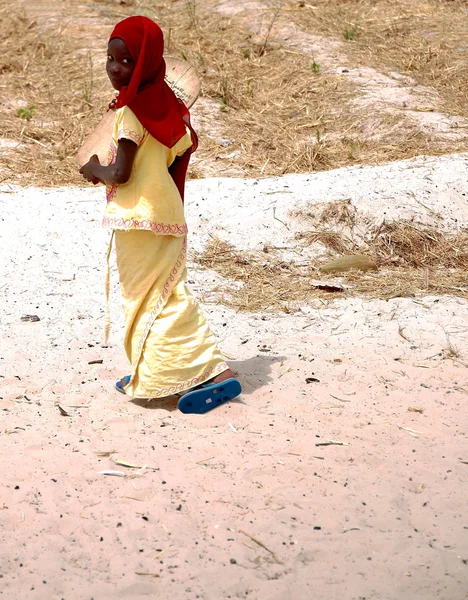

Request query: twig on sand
[
  {"left": 398, "top": 426, "right": 423, "bottom": 436},
  {"left": 315, "top": 440, "right": 349, "bottom": 447},
  {"left": 239, "top": 529, "right": 281, "bottom": 564},
  {"left": 95, "top": 450, "right": 116, "bottom": 457},
  {"left": 330, "top": 394, "right": 351, "bottom": 403},
  {"left": 114, "top": 459, "right": 159, "bottom": 471},
  {"left": 196, "top": 456, "right": 215, "bottom": 464},
  {"left": 273, "top": 207, "right": 290, "bottom": 230},
  {"left": 57, "top": 404, "right": 70, "bottom": 417},
  {"left": 398, "top": 325, "right": 412, "bottom": 342}
]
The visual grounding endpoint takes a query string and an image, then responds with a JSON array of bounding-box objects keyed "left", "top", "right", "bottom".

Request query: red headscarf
[
  {"left": 109, "top": 16, "right": 197, "bottom": 200},
  {"left": 110, "top": 16, "right": 189, "bottom": 148}
]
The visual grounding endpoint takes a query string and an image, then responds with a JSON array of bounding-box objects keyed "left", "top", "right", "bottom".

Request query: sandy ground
[
  {"left": 1, "top": 152, "right": 468, "bottom": 599},
  {"left": 1, "top": 0, "right": 468, "bottom": 598}
]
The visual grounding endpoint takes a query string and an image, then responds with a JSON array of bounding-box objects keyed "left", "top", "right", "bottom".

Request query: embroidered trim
[
  {"left": 141, "top": 361, "right": 229, "bottom": 399},
  {"left": 118, "top": 128, "right": 143, "bottom": 145},
  {"left": 102, "top": 216, "right": 188, "bottom": 235}
]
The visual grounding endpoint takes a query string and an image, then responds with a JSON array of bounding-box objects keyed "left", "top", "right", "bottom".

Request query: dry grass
[
  {"left": 159, "top": 2, "right": 359, "bottom": 176},
  {"left": 0, "top": 6, "right": 116, "bottom": 186},
  {"left": 370, "top": 223, "right": 468, "bottom": 268},
  {"left": 296, "top": 201, "right": 468, "bottom": 268},
  {"left": 162, "top": 0, "right": 468, "bottom": 176},
  {"left": 2, "top": 0, "right": 467, "bottom": 186},
  {"left": 193, "top": 222, "right": 468, "bottom": 311},
  {"left": 193, "top": 236, "right": 332, "bottom": 312},
  {"left": 287, "top": 0, "right": 468, "bottom": 118},
  {"left": 156, "top": 0, "right": 467, "bottom": 176}
]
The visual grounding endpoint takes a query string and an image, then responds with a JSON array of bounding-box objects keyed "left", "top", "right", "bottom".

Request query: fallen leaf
[{"left": 319, "top": 255, "right": 377, "bottom": 273}]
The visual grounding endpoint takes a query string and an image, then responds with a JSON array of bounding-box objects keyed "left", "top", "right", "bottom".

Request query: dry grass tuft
[
  {"left": 295, "top": 201, "right": 468, "bottom": 269},
  {"left": 301, "top": 230, "right": 355, "bottom": 254},
  {"left": 193, "top": 236, "right": 339, "bottom": 312},
  {"left": 194, "top": 223, "right": 468, "bottom": 311},
  {"left": 370, "top": 223, "right": 468, "bottom": 268},
  {"left": 319, "top": 199, "right": 357, "bottom": 227},
  {"left": 164, "top": 0, "right": 466, "bottom": 176}
]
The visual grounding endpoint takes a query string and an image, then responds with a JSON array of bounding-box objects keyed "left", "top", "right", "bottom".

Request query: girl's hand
[
  {"left": 80, "top": 154, "right": 101, "bottom": 185},
  {"left": 108, "top": 96, "right": 118, "bottom": 111}
]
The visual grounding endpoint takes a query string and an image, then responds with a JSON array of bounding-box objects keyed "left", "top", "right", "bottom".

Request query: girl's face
[{"left": 106, "top": 38, "right": 135, "bottom": 90}]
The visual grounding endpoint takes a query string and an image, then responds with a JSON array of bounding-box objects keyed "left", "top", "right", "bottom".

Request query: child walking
[{"left": 79, "top": 16, "right": 241, "bottom": 413}]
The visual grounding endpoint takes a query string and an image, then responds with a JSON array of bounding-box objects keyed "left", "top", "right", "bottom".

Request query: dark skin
[
  {"left": 81, "top": 38, "right": 235, "bottom": 387},
  {"left": 79, "top": 38, "right": 138, "bottom": 185}
]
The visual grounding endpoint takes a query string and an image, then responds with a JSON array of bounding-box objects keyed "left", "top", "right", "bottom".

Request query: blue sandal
[
  {"left": 177, "top": 378, "right": 242, "bottom": 414},
  {"left": 115, "top": 375, "right": 131, "bottom": 394}
]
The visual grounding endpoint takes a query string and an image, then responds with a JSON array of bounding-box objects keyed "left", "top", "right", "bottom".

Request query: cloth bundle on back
[{"left": 78, "top": 16, "right": 241, "bottom": 413}]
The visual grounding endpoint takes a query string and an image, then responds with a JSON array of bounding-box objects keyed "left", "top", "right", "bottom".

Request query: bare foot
[{"left": 212, "top": 368, "right": 236, "bottom": 384}]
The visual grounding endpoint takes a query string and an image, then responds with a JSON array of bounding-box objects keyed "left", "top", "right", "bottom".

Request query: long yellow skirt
[{"left": 114, "top": 230, "right": 228, "bottom": 399}]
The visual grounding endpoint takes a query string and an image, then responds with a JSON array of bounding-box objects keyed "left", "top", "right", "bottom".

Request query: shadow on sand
[{"left": 130, "top": 353, "right": 284, "bottom": 412}]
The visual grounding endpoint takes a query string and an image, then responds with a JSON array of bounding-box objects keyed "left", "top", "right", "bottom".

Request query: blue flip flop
[
  {"left": 115, "top": 375, "right": 131, "bottom": 394},
  {"left": 177, "top": 378, "right": 242, "bottom": 414}
]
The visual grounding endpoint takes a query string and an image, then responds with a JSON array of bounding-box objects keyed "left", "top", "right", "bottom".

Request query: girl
[{"left": 79, "top": 16, "right": 241, "bottom": 413}]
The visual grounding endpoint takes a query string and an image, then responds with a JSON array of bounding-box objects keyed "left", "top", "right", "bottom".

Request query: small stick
[
  {"left": 241, "top": 540, "right": 257, "bottom": 551},
  {"left": 272, "top": 207, "right": 290, "bottom": 230},
  {"left": 239, "top": 529, "right": 281, "bottom": 564},
  {"left": 398, "top": 426, "right": 423, "bottom": 436},
  {"left": 196, "top": 456, "right": 215, "bottom": 464},
  {"left": 315, "top": 440, "right": 349, "bottom": 447},
  {"left": 398, "top": 325, "right": 411, "bottom": 342},
  {"left": 329, "top": 394, "right": 351, "bottom": 403}
]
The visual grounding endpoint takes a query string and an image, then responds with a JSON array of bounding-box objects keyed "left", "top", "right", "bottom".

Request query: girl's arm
[{"left": 79, "top": 138, "right": 138, "bottom": 185}]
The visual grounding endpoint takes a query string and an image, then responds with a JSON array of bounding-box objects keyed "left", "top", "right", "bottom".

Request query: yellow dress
[{"left": 103, "top": 107, "right": 227, "bottom": 399}]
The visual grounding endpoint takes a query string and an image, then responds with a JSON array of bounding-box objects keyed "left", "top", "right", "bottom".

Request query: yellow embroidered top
[{"left": 102, "top": 106, "right": 192, "bottom": 236}]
